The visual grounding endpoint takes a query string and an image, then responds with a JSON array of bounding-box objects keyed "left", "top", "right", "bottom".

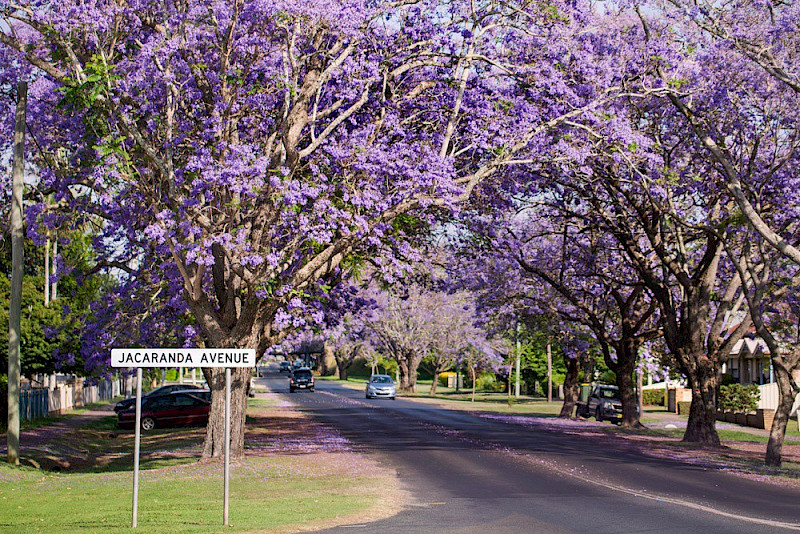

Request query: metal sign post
[
  {"left": 111, "top": 348, "right": 255, "bottom": 529},
  {"left": 132, "top": 368, "right": 142, "bottom": 528},
  {"left": 224, "top": 368, "right": 231, "bottom": 526}
]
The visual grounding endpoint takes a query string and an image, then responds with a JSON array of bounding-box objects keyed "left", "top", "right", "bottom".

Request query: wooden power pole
[
  {"left": 546, "top": 342, "right": 552, "bottom": 403},
  {"left": 8, "top": 81, "right": 27, "bottom": 465}
]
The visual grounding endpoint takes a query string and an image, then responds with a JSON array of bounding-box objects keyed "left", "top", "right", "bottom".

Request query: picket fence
[{"left": 20, "top": 378, "right": 124, "bottom": 421}]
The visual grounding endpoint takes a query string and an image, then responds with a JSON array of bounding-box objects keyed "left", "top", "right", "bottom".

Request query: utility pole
[
  {"left": 51, "top": 239, "right": 57, "bottom": 300},
  {"left": 637, "top": 367, "right": 643, "bottom": 417},
  {"left": 514, "top": 321, "right": 521, "bottom": 398},
  {"left": 44, "top": 235, "right": 50, "bottom": 306},
  {"left": 8, "top": 81, "right": 27, "bottom": 465},
  {"left": 546, "top": 342, "right": 552, "bottom": 403}
]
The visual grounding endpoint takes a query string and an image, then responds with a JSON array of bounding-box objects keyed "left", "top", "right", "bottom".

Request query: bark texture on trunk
[
  {"left": 336, "top": 362, "right": 349, "bottom": 381},
  {"left": 429, "top": 371, "right": 440, "bottom": 395},
  {"left": 470, "top": 366, "right": 476, "bottom": 403},
  {"left": 202, "top": 367, "right": 250, "bottom": 460},
  {"left": 616, "top": 361, "right": 641, "bottom": 429},
  {"left": 766, "top": 363, "right": 796, "bottom": 466},
  {"left": 318, "top": 342, "right": 333, "bottom": 375},
  {"left": 683, "top": 362, "right": 720, "bottom": 446},
  {"left": 559, "top": 355, "right": 580, "bottom": 418},
  {"left": 398, "top": 352, "right": 421, "bottom": 392}
]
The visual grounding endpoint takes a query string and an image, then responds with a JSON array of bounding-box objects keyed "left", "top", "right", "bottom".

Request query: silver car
[{"left": 365, "top": 375, "right": 396, "bottom": 400}]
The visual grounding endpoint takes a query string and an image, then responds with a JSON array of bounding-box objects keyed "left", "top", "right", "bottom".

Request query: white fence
[
  {"left": 758, "top": 382, "right": 800, "bottom": 416},
  {"left": 47, "top": 378, "right": 124, "bottom": 415}
]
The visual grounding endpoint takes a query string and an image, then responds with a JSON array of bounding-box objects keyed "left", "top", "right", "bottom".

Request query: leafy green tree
[{"left": 0, "top": 232, "right": 109, "bottom": 378}]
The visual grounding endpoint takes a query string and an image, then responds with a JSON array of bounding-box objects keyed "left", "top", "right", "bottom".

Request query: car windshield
[
  {"left": 294, "top": 370, "right": 312, "bottom": 378},
  {"left": 371, "top": 376, "right": 393, "bottom": 384},
  {"left": 598, "top": 388, "right": 620, "bottom": 399}
]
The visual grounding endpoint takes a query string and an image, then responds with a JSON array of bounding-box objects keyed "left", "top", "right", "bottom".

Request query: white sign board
[{"left": 111, "top": 348, "right": 256, "bottom": 368}]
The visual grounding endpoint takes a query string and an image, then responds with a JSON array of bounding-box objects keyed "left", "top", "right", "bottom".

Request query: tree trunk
[
  {"left": 616, "top": 361, "right": 642, "bottom": 429},
  {"left": 765, "top": 363, "right": 795, "bottom": 466},
  {"left": 322, "top": 342, "right": 335, "bottom": 376},
  {"left": 683, "top": 361, "right": 720, "bottom": 446},
  {"left": 337, "top": 360, "right": 349, "bottom": 381},
  {"left": 202, "top": 366, "right": 250, "bottom": 460},
  {"left": 470, "top": 366, "right": 476, "bottom": 403},
  {"left": 398, "top": 353, "right": 420, "bottom": 392},
  {"left": 559, "top": 355, "right": 580, "bottom": 418},
  {"left": 429, "top": 371, "right": 439, "bottom": 395}
]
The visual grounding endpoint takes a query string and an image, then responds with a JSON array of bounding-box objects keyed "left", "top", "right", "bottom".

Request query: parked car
[
  {"left": 279, "top": 361, "right": 292, "bottom": 373},
  {"left": 172, "top": 388, "right": 210, "bottom": 402},
  {"left": 576, "top": 384, "right": 624, "bottom": 423},
  {"left": 365, "top": 375, "right": 396, "bottom": 400},
  {"left": 117, "top": 392, "right": 210, "bottom": 431},
  {"left": 289, "top": 368, "right": 315, "bottom": 392},
  {"left": 114, "top": 384, "right": 201, "bottom": 413}
]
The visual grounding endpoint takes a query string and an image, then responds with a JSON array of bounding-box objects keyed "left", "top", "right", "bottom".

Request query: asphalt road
[{"left": 258, "top": 369, "right": 800, "bottom": 533}]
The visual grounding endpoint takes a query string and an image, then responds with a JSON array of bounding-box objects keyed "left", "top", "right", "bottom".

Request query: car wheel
[
  {"left": 290, "top": 388, "right": 295, "bottom": 393},
  {"left": 141, "top": 417, "right": 156, "bottom": 431},
  {"left": 595, "top": 407, "right": 603, "bottom": 422},
  {"left": 390, "top": 397, "right": 395, "bottom": 400}
]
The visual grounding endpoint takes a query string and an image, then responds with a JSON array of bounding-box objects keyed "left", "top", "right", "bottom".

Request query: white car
[{"left": 365, "top": 375, "right": 396, "bottom": 400}]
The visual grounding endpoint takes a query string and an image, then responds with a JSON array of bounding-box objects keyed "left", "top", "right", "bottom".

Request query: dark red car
[{"left": 117, "top": 392, "right": 210, "bottom": 431}]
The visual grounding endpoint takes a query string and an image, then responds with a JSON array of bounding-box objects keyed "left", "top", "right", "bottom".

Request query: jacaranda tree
[{"left": 1, "top": 0, "right": 629, "bottom": 457}]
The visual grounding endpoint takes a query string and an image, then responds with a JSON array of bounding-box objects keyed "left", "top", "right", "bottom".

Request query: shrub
[
  {"left": 642, "top": 389, "right": 665, "bottom": 406},
  {"left": 678, "top": 401, "right": 692, "bottom": 415},
  {"left": 475, "top": 372, "right": 504, "bottom": 392},
  {"left": 718, "top": 383, "right": 760, "bottom": 413}
]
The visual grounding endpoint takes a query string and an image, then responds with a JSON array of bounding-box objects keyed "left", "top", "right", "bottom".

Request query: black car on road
[
  {"left": 576, "top": 384, "right": 624, "bottom": 423},
  {"left": 289, "top": 368, "right": 315, "bottom": 392}
]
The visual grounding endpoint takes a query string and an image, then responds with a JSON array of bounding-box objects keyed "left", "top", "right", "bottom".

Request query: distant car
[
  {"left": 248, "top": 376, "right": 255, "bottom": 398},
  {"left": 577, "top": 385, "right": 623, "bottom": 423},
  {"left": 279, "top": 361, "right": 292, "bottom": 373},
  {"left": 365, "top": 375, "right": 396, "bottom": 400},
  {"left": 289, "top": 368, "right": 315, "bottom": 392},
  {"left": 114, "top": 384, "right": 201, "bottom": 413},
  {"left": 117, "top": 392, "right": 210, "bottom": 431}
]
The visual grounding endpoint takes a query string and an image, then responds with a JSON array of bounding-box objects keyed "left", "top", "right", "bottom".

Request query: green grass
[
  {"left": 247, "top": 397, "right": 279, "bottom": 408},
  {"left": 0, "top": 395, "right": 394, "bottom": 532},
  {"left": 0, "top": 457, "right": 382, "bottom": 533}
]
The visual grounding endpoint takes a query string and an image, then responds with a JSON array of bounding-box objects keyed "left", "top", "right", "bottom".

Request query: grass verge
[{"left": 0, "top": 395, "right": 402, "bottom": 533}]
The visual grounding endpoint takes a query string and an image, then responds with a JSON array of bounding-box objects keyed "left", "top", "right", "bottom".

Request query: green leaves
[{"left": 718, "top": 383, "right": 760, "bottom": 413}]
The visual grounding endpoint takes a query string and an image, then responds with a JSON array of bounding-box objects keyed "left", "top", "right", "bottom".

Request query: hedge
[
  {"left": 677, "top": 401, "right": 692, "bottom": 415},
  {"left": 642, "top": 389, "right": 665, "bottom": 406},
  {"left": 718, "top": 384, "right": 760, "bottom": 413}
]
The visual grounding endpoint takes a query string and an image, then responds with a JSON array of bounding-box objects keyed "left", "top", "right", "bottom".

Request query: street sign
[
  {"left": 111, "top": 348, "right": 255, "bottom": 368},
  {"left": 113, "top": 347, "right": 253, "bottom": 528}
]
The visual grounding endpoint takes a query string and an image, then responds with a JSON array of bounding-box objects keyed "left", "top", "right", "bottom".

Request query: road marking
[
  {"left": 427, "top": 502, "right": 446, "bottom": 506},
  {"left": 525, "top": 454, "right": 800, "bottom": 531}
]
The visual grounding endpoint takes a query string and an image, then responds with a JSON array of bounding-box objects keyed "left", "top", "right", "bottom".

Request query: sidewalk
[{"left": 0, "top": 399, "right": 118, "bottom": 465}]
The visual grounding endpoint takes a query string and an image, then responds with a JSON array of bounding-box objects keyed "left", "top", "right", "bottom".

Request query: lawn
[
  {"left": 0, "top": 396, "right": 400, "bottom": 533},
  {"left": 0, "top": 456, "right": 386, "bottom": 533}
]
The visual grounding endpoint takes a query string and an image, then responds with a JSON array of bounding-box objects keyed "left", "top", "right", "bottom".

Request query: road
[{"left": 257, "top": 369, "right": 800, "bottom": 533}]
